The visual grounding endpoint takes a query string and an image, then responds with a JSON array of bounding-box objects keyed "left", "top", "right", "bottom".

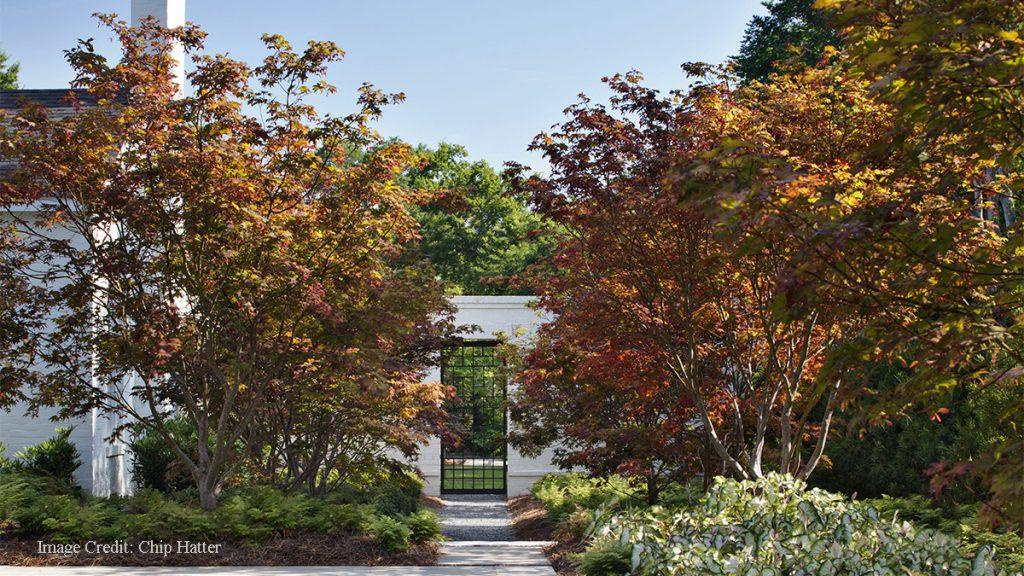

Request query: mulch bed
[
  {"left": 0, "top": 533, "right": 438, "bottom": 566},
  {"left": 421, "top": 494, "right": 444, "bottom": 509},
  {"left": 508, "top": 494, "right": 582, "bottom": 576}
]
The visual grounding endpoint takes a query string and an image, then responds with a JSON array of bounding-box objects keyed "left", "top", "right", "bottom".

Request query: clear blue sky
[{"left": 1, "top": 0, "right": 765, "bottom": 169}]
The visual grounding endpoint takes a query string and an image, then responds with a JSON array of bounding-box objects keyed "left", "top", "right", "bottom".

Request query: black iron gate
[{"left": 440, "top": 340, "right": 507, "bottom": 494}]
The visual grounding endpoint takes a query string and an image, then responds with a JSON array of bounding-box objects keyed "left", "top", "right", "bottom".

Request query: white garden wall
[{"left": 412, "top": 295, "right": 562, "bottom": 497}]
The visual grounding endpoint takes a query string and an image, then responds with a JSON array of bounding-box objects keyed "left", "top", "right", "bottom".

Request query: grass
[{"left": 441, "top": 463, "right": 505, "bottom": 491}]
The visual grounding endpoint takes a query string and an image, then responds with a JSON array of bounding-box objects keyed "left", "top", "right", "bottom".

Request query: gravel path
[{"left": 439, "top": 494, "right": 515, "bottom": 541}]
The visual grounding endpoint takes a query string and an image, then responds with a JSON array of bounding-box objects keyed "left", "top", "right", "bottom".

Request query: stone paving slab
[
  {"left": 0, "top": 568, "right": 555, "bottom": 576},
  {"left": 441, "top": 541, "right": 558, "bottom": 547},
  {"left": 438, "top": 542, "right": 551, "bottom": 566}
]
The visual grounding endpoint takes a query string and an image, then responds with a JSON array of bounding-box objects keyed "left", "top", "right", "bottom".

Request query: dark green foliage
[
  {"left": 120, "top": 490, "right": 217, "bottom": 540},
  {"left": 315, "top": 503, "right": 376, "bottom": 534},
  {"left": 129, "top": 417, "right": 200, "bottom": 493},
  {"left": 812, "top": 372, "right": 1019, "bottom": 504},
  {"left": 365, "top": 514, "right": 412, "bottom": 552},
  {"left": 734, "top": 0, "right": 839, "bottom": 83},
  {"left": 578, "top": 540, "right": 633, "bottom": 576},
  {"left": 373, "top": 483, "right": 419, "bottom": 517},
  {"left": 12, "top": 427, "right": 82, "bottom": 487},
  {"left": 0, "top": 49, "right": 18, "bottom": 89},
  {"left": 371, "top": 469, "right": 423, "bottom": 517},
  {"left": 0, "top": 472, "right": 125, "bottom": 542},
  {"left": 942, "top": 382, "right": 1023, "bottom": 476},
  {"left": 811, "top": 415, "right": 945, "bottom": 498},
  {"left": 403, "top": 143, "right": 556, "bottom": 295},
  {"left": 27, "top": 495, "right": 124, "bottom": 543},
  {"left": 0, "top": 472, "right": 44, "bottom": 534},
  {"left": 404, "top": 509, "right": 441, "bottom": 543},
  {"left": 215, "top": 485, "right": 315, "bottom": 541},
  {"left": 0, "top": 464, "right": 436, "bottom": 548}
]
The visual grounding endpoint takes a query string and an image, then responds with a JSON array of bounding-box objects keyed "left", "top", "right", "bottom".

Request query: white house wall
[{"left": 0, "top": 209, "right": 96, "bottom": 491}]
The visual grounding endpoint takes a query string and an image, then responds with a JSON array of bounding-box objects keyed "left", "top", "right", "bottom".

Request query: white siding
[{"left": 0, "top": 210, "right": 98, "bottom": 492}]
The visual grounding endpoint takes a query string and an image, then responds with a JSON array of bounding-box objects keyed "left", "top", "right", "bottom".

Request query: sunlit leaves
[{"left": 0, "top": 17, "right": 453, "bottom": 505}]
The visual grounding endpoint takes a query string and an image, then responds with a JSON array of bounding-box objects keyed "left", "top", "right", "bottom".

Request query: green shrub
[
  {"left": 813, "top": 415, "right": 945, "bottom": 499},
  {"left": 129, "top": 418, "right": 199, "bottom": 494},
  {"left": 214, "top": 486, "right": 316, "bottom": 541},
  {"left": 0, "top": 461, "right": 436, "bottom": 549},
  {"left": 596, "top": 474, "right": 998, "bottom": 575},
  {"left": 368, "top": 467, "right": 424, "bottom": 517},
  {"left": 405, "top": 509, "right": 441, "bottom": 542},
  {"left": 657, "top": 480, "right": 703, "bottom": 508},
  {"left": 563, "top": 508, "right": 597, "bottom": 541},
  {"left": 311, "top": 502, "right": 376, "bottom": 534},
  {"left": 0, "top": 471, "right": 125, "bottom": 541},
  {"left": 532, "top": 473, "right": 639, "bottom": 523},
  {"left": 0, "top": 472, "right": 45, "bottom": 534},
  {"left": 578, "top": 540, "right": 632, "bottom": 576},
  {"left": 325, "top": 483, "right": 368, "bottom": 506},
  {"left": 21, "top": 494, "right": 121, "bottom": 543},
  {"left": 120, "top": 490, "right": 216, "bottom": 540},
  {"left": 300, "top": 502, "right": 335, "bottom": 533},
  {"left": 374, "top": 482, "right": 419, "bottom": 517},
  {"left": 366, "top": 514, "right": 412, "bottom": 552},
  {"left": 13, "top": 428, "right": 81, "bottom": 487}
]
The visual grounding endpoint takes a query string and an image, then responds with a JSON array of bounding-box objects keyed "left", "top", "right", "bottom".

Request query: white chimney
[{"left": 131, "top": 0, "right": 186, "bottom": 92}]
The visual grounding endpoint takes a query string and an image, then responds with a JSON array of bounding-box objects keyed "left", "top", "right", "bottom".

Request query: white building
[
  {"left": 0, "top": 0, "right": 559, "bottom": 498},
  {"left": 416, "top": 296, "right": 560, "bottom": 497}
]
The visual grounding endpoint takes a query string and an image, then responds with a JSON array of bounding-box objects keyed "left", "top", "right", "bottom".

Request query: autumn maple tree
[
  {"left": 508, "top": 69, "right": 873, "bottom": 497},
  {"left": 697, "top": 0, "right": 1023, "bottom": 528},
  {"left": 775, "top": 0, "right": 1024, "bottom": 527},
  {"left": 0, "top": 17, "right": 452, "bottom": 508}
]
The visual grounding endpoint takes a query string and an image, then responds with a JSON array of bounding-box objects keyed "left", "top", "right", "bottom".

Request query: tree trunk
[
  {"left": 700, "top": 440, "right": 716, "bottom": 491},
  {"left": 198, "top": 482, "right": 218, "bottom": 510},
  {"left": 646, "top": 475, "right": 660, "bottom": 505},
  {"left": 193, "top": 466, "right": 220, "bottom": 510}
]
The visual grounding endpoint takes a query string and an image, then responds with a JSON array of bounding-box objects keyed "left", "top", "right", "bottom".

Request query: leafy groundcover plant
[
  {"left": 592, "top": 474, "right": 998, "bottom": 575},
  {"left": 534, "top": 472, "right": 1024, "bottom": 576}
]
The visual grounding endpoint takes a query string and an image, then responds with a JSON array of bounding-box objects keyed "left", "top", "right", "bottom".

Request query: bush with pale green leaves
[
  {"left": 532, "top": 472, "right": 641, "bottom": 523},
  {"left": 592, "top": 474, "right": 999, "bottom": 575}
]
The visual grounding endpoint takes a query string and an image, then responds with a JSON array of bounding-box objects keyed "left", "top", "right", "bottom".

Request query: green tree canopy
[
  {"left": 0, "top": 50, "right": 19, "bottom": 89},
  {"left": 404, "top": 143, "right": 556, "bottom": 295},
  {"left": 734, "top": 0, "right": 838, "bottom": 83}
]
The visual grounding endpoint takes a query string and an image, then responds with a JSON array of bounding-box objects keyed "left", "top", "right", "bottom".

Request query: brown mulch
[
  {"left": 508, "top": 494, "right": 582, "bottom": 576},
  {"left": 420, "top": 494, "right": 444, "bottom": 509},
  {"left": 0, "top": 533, "right": 438, "bottom": 567}
]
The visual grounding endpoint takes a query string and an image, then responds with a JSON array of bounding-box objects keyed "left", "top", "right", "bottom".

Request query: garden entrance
[{"left": 440, "top": 341, "right": 507, "bottom": 494}]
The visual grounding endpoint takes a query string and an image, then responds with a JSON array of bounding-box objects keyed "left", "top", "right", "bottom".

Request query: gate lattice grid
[{"left": 440, "top": 341, "right": 507, "bottom": 494}]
